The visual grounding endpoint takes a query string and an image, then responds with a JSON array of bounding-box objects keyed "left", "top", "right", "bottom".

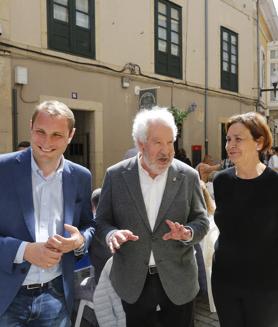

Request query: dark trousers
[
  {"left": 122, "top": 273, "right": 194, "bottom": 327},
  {"left": 212, "top": 277, "right": 278, "bottom": 327}
]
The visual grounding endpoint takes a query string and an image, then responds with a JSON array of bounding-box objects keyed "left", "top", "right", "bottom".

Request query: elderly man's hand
[
  {"left": 108, "top": 230, "right": 139, "bottom": 253},
  {"left": 46, "top": 224, "right": 85, "bottom": 254},
  {"left": 162, "top": 219, "right": 192, "bottom": 241}
]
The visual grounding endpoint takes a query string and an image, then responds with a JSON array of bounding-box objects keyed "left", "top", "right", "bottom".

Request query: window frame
[
  {"left": 47, "top": 0, "right": 95, "bottom": 59},
  {"left": 154, "top": 0, "right": 183, "bottom": 79},
  {"left": 220, "top": 26, "right": 238, "bottom": 92}
]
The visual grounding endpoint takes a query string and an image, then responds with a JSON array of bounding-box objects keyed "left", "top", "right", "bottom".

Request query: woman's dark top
[{"left": 212, "top": 166, "right": 278, "bottom": 290}]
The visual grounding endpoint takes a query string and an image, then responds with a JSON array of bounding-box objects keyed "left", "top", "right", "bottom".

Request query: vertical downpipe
[
  {"left": 12, "top": 88, "right": 18, "bottom": 151},
  {"left": 204, "top": 0, "right": 208, "bottom": 154},
  {"left": 256, "top": 0, "right": 261, "bottom": 112}
]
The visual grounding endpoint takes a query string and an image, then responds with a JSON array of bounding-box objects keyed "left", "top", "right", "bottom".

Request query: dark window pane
[
  {"left": 171, "top": 31, "right": 179, "bottom": 44},
  {"left": 223, "top": 62, "right": 229, "bottom": 71},
  {"left": 231, "top": 45, "right": 236, "bottom": 54},
  {"left": 76, "top": 0, "right": 88, "bottom": 12},
  {"left": 223, "top": 31, "right": 228, "bottom": 41},
  {"left": 171, "top": 8, "right": 179, "bottom": 20},
  {"left": 54, "top": 4, "right": 68, "bottom": 22},
  {"left": 231, "top": 64, "right": 236, "bottom": 74},
  {"left": 171, "top": 19, "right": 178, "bottom": 32},
  {"left": 158, "top": 14, "right": 167, "bottom": 27},
  {"left": 171, "top": 44, "right": 179, "bottom": 56},
  {"left": 223, "top": 52, "right": 229, "bottom": 61},
  {"left": 76, "top": 12, "right": 89, "bottom": 28},
  {"left": 158, "top": 2, "right": 166, "bottom": 14},
  {"left": 231, "top": 54, "right": 236, "bottom": 64},
  {"left": 158, "top": 27, "right": 167, "bottom": 40},
  {"left": 231, "top": 35, "right": 237, "bottom": 45},
  {"left": 158, "top": 39, "right": 167, "bottom": 52}
]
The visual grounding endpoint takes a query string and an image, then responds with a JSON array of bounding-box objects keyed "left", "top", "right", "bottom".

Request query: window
[
  {"left": 47, "top": 0, "right": 95, "bottom": 58},
  {"left": 221, "top": 27, "right": 238, "bottom": 92},
  {"left": 270, "top": 63, "right": 278, "bottom": 101},
  {"left": 155, "top": 0, "right": 182, "bottom": 79},
  {"left": 270, "top": 49, "right": 278, "bottom": 59}
]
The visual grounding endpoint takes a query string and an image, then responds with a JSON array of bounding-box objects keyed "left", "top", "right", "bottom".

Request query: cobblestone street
[
  {"left": 74, "top": 293, "right": 220, "bottom": 327},
  {"left": 195, "top": 294, "right": 220, "bottom": 327}
]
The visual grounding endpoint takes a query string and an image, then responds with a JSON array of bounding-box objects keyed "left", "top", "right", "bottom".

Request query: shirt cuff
[
  {"left": 105, "top": 229, "right": 118, "bottom": 246},
  {"left": 180, "top": 226, "right": 194, "bottom": 244},
  {"left": 14, "top": 241, "right": 28, "bottom": 264},
  {"left": 74, "top": 237, "right": 86, "bottom": 256}
]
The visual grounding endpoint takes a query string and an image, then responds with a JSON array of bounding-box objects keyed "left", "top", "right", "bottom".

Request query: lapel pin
[{"left": 173, "top": 177, "right": 177, "bottom": 182}]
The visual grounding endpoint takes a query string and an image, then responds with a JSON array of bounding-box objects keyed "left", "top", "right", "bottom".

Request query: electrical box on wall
[{"left": 15, "top": 66, "right": 28, "bottom": 85}]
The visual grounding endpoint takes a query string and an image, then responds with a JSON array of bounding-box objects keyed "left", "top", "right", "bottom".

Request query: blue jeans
[{"left": 0, "top": 276, "right": 71, "bottom": 327}]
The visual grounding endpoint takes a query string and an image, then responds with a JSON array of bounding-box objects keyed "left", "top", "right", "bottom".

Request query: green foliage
[{"left": 169, "top": 106, "right": 188, "bottom": 126}]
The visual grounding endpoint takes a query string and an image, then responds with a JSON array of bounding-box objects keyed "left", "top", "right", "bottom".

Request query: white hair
[{"left": 132, "top": 107, "right": 177, "bottom": 148}]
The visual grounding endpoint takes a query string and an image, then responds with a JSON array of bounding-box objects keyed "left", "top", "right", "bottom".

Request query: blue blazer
[{"left": 0, "top": 148, "right": 94, "bottom": 316}]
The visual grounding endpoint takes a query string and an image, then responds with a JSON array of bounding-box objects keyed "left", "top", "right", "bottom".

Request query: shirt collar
[{"left": 31, "top": 149, "right": 64, "bottom": 180}]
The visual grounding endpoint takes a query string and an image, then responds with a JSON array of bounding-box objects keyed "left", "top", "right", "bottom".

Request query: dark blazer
[
  {"left": 0, "top": 148, "right": 94, "bottom": 316},
  {"left": 96, "top": 157, "right": 209, "bottom": 305}
]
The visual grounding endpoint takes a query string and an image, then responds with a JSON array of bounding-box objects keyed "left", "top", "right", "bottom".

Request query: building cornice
[{"left": 260, "top": 0, "right": 278, "bottom": 40}]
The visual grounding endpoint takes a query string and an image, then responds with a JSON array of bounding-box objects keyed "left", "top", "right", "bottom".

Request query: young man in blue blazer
[{"left": 0, "top": 100, "right": 94, "bottom": 326}]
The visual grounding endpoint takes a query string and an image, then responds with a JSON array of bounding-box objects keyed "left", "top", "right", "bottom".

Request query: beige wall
[
  {"left": 0, "top": 0, "right": 267, "bottom": 176},
  {"left": 0, "top": 56, "right": 13, "bottom": 153},
  {"left": 97, "top": 0, "right": 154, "bottom": 72}
]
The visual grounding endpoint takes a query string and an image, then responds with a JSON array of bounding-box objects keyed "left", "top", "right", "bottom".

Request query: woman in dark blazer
[{"left": 212, "top": 112, "right": 278, "bottom": 327}]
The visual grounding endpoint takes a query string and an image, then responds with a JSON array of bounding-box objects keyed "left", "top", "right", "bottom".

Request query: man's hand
[
  {"left": 24, "top": 242, "right": 63, "bottom": 269},
  {"left": 46, "top": 224, "right": 85, "bottom": 254},
  {"left": 108, "top": 230, "right": 139, "bottom": 253},
  {"left": 162, "top": 219, "right": 192, "bottom": 241}
]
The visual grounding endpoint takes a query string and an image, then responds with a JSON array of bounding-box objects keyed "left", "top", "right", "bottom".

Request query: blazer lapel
[
  {"left": 153, "top": 163, "right": 182, "bottom": 232},
  {"left": 62, "top": 161, "right": 77, "bottom": 236},
  {"left": 14, "top": 149, "right": 36, "bottom": 241},
  {"left": 122, "top": 158, "right": 151, "bottom": 231}
]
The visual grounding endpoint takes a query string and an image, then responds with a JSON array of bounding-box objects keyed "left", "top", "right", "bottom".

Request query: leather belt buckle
[
  {"left": 26, "top": 283, "right": 46, "bottom": 290},
  {"left": 148, "top": 265, "right": 158, "bottom": 275}
]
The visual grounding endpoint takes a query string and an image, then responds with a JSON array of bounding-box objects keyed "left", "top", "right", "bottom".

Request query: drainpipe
[
  {"left": 12, "top": 88, "right": 18, "bottom": 151},
  {"left": 256, "top": 0, "right": 261, "bottom": 112},
  {"left": 204, "top": 0, "right": 208, "bottom": 154}
]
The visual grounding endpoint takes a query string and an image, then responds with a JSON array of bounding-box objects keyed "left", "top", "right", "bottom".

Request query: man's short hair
[{"left": 31, "top": 100, "right": 75, "bottom": 132}]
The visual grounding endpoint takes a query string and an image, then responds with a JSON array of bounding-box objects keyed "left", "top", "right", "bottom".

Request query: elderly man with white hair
[{"left": 96, "top": 107, "right": 209, "bottom": 327}]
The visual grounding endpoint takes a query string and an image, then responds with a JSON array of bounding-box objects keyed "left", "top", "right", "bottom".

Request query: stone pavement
[
  {"left": 74, "top": 293, "right": 220, "bottom": 327},
  {"left": 195, "top": 293, "right": 220, "bottom": 327}
]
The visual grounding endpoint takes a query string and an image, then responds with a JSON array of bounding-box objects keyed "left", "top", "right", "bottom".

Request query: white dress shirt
[
  {"left": 138, "top": 157, "right": 168, "bottom": 266},
  {"left": 15, "top": 152, "right": 64, "bottom": 285}
]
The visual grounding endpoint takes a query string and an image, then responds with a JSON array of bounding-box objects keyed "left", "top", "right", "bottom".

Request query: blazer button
[{"left": 20, "top": 268, "right": 27, "bottom": 274}]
